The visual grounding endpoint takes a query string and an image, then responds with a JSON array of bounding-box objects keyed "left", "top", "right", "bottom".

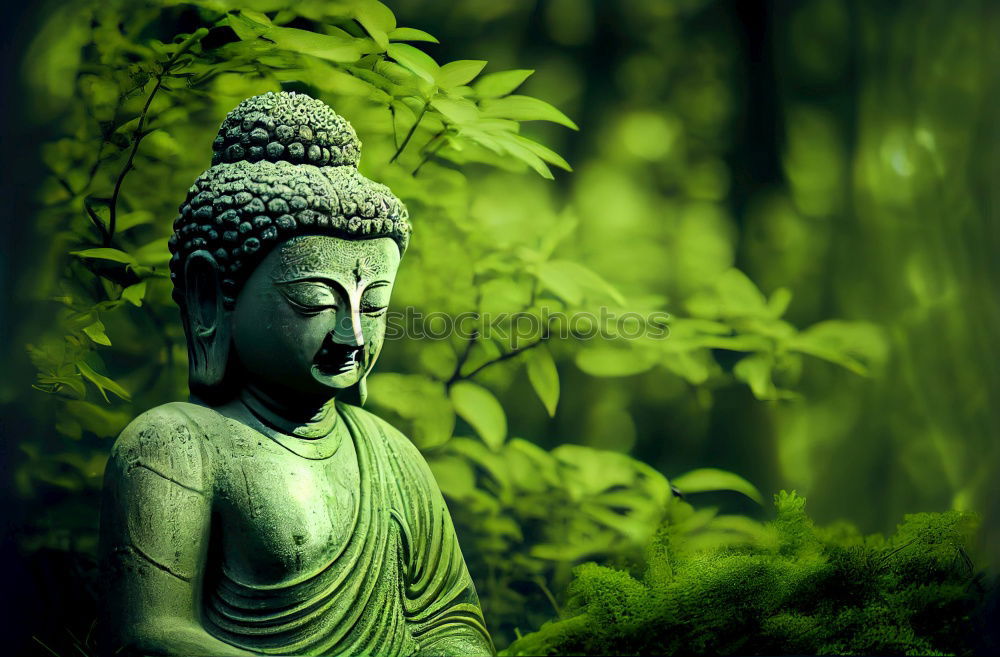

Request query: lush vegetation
[
  {"left": 4, "top": 0, "right": 997, "bottom": 655},
  {"left": 504, "top": 492, "right": 987, "bottom": 656}
]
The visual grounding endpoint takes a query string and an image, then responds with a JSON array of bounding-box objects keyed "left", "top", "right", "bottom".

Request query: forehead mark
[{"left": 353, "top": 256, "right": 380, "bottom": 285}]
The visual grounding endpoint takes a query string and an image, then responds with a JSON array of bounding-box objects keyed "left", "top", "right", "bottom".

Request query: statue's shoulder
[
  {"left": 340, "top": 402, "right": 413, "bottom": 448},
  {"left": 110, "top": 402, "right": 222, "bottom": 485},
  {"left": 117, "top": 401, "right": 223, "bottom": 442}
]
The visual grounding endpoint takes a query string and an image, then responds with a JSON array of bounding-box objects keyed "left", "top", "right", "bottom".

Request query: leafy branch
[
  {"left": 446, "top": 335, "right": 548, "bottom": 387},
  {"left": 103, "top": 28, "right": 208, "bottom": 246}
]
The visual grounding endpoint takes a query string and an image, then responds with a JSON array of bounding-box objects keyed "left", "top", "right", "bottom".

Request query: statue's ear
[{"left": 182, "top": 250, "right": 232, "bottom": 401}]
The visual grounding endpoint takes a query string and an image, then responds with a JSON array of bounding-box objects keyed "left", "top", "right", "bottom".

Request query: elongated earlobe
[{"left": 182, "top": 250, "right": 232, "bottom": 402}]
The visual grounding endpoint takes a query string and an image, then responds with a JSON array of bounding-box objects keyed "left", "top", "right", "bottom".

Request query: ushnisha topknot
[
  {"left": 169, "top": 91, "right": 411, "bottom": 309},
  {"left": 211, "top": 91, "right": 361, "bottom": 167}
]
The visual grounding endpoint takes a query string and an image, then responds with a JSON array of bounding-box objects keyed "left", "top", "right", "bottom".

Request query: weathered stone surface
[{"left": 99, "top": 92, "right": 493, "bottom": 657}]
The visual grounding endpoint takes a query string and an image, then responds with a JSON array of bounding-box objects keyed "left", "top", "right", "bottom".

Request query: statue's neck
[{"left": 238, "top": 383, "right": 339, "bottom": 440}]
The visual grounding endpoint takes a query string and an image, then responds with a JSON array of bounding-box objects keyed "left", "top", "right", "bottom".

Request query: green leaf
[
  {"left": 511, "top": 135, "right": 572, "bottom": 171},
  {"left": 121, "top": 281, "right": 147, "bottom": 307},
  {"left": 427, "top": 455, "right": 477, "bottom": 499},
  {"left": 576, "top": 347, "right": 657, "bottom": 378},
  {"left": 473, "top": 69, "right": 534, "bottom": 98},
  {"left": 130, "top": 265, "right": 169, "bottom": 280},
  {"left": 539, "top": 211, "right": 579, "bottom": 258},
  {"left": 72, "top": 248, "right": 137, "bottom": 266},
  {"left": 459, "top": 338, "right": 503, "bottom": 377},
  {"left": 670, "top": 468, "right": 764, "bottom": 505},
  {"left": 35, "top": 375, "right": 86, "bottom": 399},
  {"left": 552, "top": 444, "right": 641, "bottom": 495},
  {"left": 506, "top": 438, "right": 561, "bottom": 490},
  {"left": 82, "top": 320, "right": 111, "bottom": 346},
  {"left": 227, "top": 9, "right": 273, "bottom": 41},
  {"left": 366, "top": 373, "right": 455, "bottom": 449},
  {"left": 733, "top": 352, "right": 779, "bottom": 399},
  {"left": 353, "top": 0, "right": 396, "bottom": 50},
  {"left": 388, "top": 27, "right": 439, "bottom": 43},
  {"left": 314, "top": 63, "right": 392, "bottom": 102},
  {"left": 347, "top": 63, "right": 415, "bottom": 98},
  {"left": 228, "top": 11, "right": 367, "bottom": 62},
  {"left": 76, "top": 361, "right": 131, "bottom": 403},
  {"left": 480, "top": 94, "right": 578, "bottom": 129},
  {"left": 706, "top": 514, "right": 766, "bottom": 540},
  {"left": 445, "top": 437, "right": 512, "bottom": 496},
  {"left": 133, "top": 238, "right": 170, "bottom": 266},
  {"left": 65, "top": 400, "right": 130, "bottom": 438},
  {"left": 768, "top": 287, "right": 793, "bottom": 318},
  {"left": 430, "top": 96, "right": 479, "bottom": 124},
  {"left": 269, "top": 26, "right": 367, "bottom": 62},
  {"left": 536, "top": 260, "right": 583, "bottom": 304},
  {"left": 789, "top": 320, "right": 888, "bottom": 376},
  {"left": 686, "top": 268, "right": 770, "bottom": 320},
  {"left": 387, "top": 43, "right": 439, "bottom": 84},
  {"left": 661, "top": 350, "right": 713, "bottom": 384},
  {"left": 490, "top": 132, "right": 553, "bottom": 179},
  {"left": 116, "top": 210, "right": 155, "bottom": 232},
  {"left": 526, "top": 344, "right": 559, "bottom": 417},
  {"left": 436, "top": 60, "right": 487, "bottom": 89},
  {"left": 450, "top": 381, "right": 507, "bottom": 450},
  {"left": 537, "top": 260, "right": 625, "bottom": 305}
]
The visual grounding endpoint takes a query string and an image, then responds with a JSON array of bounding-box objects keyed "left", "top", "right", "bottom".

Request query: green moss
[{"left": 503, "top": 493, "right": 985, "bottom": 656}]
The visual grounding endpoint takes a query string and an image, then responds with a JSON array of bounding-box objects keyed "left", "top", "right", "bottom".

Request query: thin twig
[
  {"left": 105, "top": 28, "right": 207, "bottom": 246},
  {"left": 84, "top": 619, "right": 96, "bottom": 650},
  {"left": 445, "top": 281, "right": 553, "bottom": 385},
  {"left": 32, "top": 637, "right": 61, "bottom": 657},
  {"left": 448, "top": 328, "right": 479, "bottom": 383},
  {"left": 448, "top": 286, "right": 484, "bottom": 382},
  {"left": 447, "top": 336, "right": 547, "bottom": 386},
  {"left": 84, "top": 203, "right": 111, "bottom": 244},
  {"left": 389, "top": 102, "right": 428, "bottom": 163},
  {"left": 54, "top": 175, "right": 76, "bottom": 197},
  {"left": 535, "top": 576, "right": 563, "bottom": 618},
  {"left": 413, "top": 130, "right": 447, "bottom": 176},
  {"left": 389, "top": 103, "right": 399, "bottom": 150}
]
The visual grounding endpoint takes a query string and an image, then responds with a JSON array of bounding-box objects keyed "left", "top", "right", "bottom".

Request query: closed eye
[
  {"left": 285, "top": 297, "right": 336, "bottom": 315},
  {"left": 360, "top": 281, "right": 391, "bottom": 316},
  {"left": 277, "top": 280, "right": 340, "bottom": 314}
]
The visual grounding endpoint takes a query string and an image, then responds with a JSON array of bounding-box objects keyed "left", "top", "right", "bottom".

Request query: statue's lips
[{"left": 314, "top": 338, "right": 363, "bottom": 376}]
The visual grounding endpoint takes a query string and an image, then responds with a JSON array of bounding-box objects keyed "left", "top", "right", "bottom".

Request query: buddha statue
[{"left": 98, "top": 92, "right": 494, "bottom": 657}]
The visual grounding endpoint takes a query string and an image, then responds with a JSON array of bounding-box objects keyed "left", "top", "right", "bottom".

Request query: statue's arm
[
  {"left": 387, "top": 428, "right": 495, "bottom": 656},
  {"left": 98, "top": 406, "right": 256, "bottom": 657},
  {"left": 407, "top": 487, "right": 495, "bottom": 657}
]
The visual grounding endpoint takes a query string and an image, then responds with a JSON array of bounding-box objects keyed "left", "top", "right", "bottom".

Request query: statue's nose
[
  {"left": 349, "top": 305, "right": 365, "bottom": 348},
  {"left": 333, "top": 305, "right": 365, "bottom": 348}
]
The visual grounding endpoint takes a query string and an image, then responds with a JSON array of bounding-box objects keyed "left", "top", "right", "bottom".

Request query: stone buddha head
[{"left": 168, "top": 91, "right": 410, "bottom": 407}]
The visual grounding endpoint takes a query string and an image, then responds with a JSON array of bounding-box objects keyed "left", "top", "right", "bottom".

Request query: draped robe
[{"left": 99, "top": 400, "right": 493, "bottom": 656}]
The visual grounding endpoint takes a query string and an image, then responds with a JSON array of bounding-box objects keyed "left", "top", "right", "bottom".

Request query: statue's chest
[{"left": 212, "top": 431, "right": 361, "bottom": 585}]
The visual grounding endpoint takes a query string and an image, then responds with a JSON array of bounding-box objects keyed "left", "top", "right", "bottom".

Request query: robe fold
[{"left": 102, "top": 399, "right": 492, "bottom": 657}]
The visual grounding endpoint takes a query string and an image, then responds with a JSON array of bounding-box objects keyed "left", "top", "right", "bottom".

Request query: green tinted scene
[{"left": 1, "top": 0, "right": 997, "bottom": 655}]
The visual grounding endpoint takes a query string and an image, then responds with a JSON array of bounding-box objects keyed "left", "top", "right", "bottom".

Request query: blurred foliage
[
  {"left": 4, "top": 0, "right": 998, "bottom": 655},
  {"left": 428, "top": 438, "right": 764, "bottom": 642},
  {"left": 503, "top": 493, "right": 989, "bottom": 656}
]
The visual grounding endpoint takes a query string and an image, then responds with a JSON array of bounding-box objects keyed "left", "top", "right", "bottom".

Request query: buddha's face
[{"left": 230, "top": 234, "right": 400, "bottom": 398}]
